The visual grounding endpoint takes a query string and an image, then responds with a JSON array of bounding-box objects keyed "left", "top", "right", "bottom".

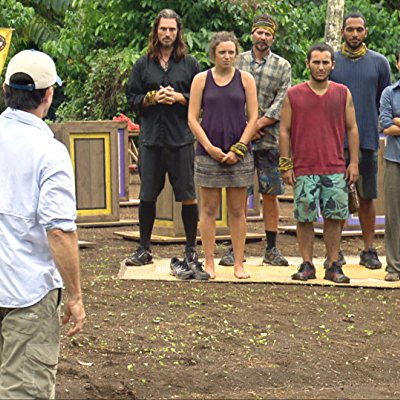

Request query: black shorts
[
  {"left": 138, "top": 144, "right": 196, "bottom": 202},
  {"left": 345, "top": 148, "right": 378, "bottom": 199}
]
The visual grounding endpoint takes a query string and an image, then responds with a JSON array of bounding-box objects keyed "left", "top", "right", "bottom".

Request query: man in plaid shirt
[{"left": 220, "top": 13, "right": 291, "bottom": 267}]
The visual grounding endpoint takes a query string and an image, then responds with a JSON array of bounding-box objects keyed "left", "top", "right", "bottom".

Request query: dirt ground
[{"left": 55, "top": 200, "right": 400, "bottom": 400}]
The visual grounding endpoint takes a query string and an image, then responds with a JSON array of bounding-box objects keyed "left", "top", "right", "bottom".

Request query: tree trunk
[{"left": 324, "top": 0, "right": 345, "bottom": 51}]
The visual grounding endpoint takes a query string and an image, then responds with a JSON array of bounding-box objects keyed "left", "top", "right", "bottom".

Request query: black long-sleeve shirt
[{"left": 126, "top": 54, "right": 200, "bottom": 148}]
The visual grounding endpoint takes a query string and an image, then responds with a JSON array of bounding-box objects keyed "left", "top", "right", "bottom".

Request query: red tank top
[{"left": 287, "top": 81, "right": 348, "bottom": 176}]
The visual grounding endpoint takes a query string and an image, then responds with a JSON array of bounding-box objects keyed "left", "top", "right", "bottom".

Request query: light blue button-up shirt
[
  {"left": 0, "top": 108, "right": 77, "bottom": 308},
  {"left": 379, "top": 80, "right": 400, "bottom": 163}
]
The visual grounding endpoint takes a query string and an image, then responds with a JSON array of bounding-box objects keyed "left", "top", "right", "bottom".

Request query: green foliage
[
  {"left": 2, "top": 0, "right": 400, "bottom": 120},
  {"left": 55, "top": 48, "right": 142, "bottom": 121},
  {"left": 0, "top": 1, "right": 34, "bottom": 53},
  {"left": 0, "top": 0, "right": 72, "bottom": 52}
]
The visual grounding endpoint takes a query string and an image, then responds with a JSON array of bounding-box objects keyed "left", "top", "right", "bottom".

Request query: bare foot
[
  {"left": 205, "top": 264, "right": 216, "bottom": 279},
  {"left": 234, "top": 266, "right": 250, "bottom": 279}
]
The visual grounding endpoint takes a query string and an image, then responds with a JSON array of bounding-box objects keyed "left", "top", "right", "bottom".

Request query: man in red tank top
[{"left": 279, "top": 43, "right": 359, "bottom": 283}]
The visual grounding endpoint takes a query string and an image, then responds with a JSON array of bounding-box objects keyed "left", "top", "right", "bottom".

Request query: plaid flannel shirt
[{"left": 236, "top": 50, "right": 291, "bottom": 150}]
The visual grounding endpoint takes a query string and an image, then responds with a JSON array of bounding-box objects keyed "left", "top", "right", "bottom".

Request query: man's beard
[
  {"left": 255, "top": 41, "right": 269, "bottom": 52},
  {"left": 345, "top": 39, "right": 362, "bottom": 49}
]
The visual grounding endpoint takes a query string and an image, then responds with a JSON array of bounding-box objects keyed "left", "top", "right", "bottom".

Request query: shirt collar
[
  {"left": 1, "top": 108, "right": 54, "bottom": 138},
  {"left": 250, "top": 48, "right": 271, "bottom": 65}
]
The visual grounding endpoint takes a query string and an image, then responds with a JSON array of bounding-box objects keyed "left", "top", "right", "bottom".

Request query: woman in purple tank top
[{"left": 188, "top": 31, "right": 258, "bottom": 279}]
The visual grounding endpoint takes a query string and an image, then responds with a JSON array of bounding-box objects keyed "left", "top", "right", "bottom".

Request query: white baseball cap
[{"left": 5, "top": 49, "right": 62, "bottom": 91}]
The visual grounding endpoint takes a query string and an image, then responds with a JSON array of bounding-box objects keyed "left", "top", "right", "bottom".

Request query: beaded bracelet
[
  {"left": 145, "top": 90, "right": 158, "bottom": 105},
  {"left": 229, "top": 142, "right": 248, "bottom": 159},
  {"left": 278, "top": 156, "right": 294, "bottom": 172}
]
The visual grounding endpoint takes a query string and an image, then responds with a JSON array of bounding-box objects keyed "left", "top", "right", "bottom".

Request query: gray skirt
[{"left": 194, "top": 152, "right": 254, "bottom": 188}]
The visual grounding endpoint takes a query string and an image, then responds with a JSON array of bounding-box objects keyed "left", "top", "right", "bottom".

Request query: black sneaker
[
  {"left": 219, "top": 246, "right": 234, "bottom": 266},
  {"left": 323, "top": 249, "right": 346, "bottom": 269},
  {"left": 359, "top": 248, "right": 382, "bottom": 270},
  {"left": 184, "top": 248, "right": 210, "bottom": 281},
  {"left": 324, "top": 262, "right": 350, "bottom": 284},
  {"left": 170, "top": 257, "right": 194, "bottom": 280},
  {"left": 125, "top": 246, "right": 153, "bottom": 266},
  {"left": 263, "top": 246, "right": 289, "bottom": 266},
  {"left": 291, "top": 261, "right": 316, "bottom": 281},
  {"left": 219, "top": 245, "right": 246, "bottom": 266},
  {"left": 385, "top": 272, "right": 400, "bottom": 282}
]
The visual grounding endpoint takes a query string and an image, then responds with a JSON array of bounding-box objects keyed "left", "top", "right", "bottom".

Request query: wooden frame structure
[{"left": 50, "top": 121, "right": 121, "bottom": 223}]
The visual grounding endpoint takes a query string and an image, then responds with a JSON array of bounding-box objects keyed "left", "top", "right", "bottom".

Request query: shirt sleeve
[
  {"left": 126, "top": 57, "right": 147, "bottom": 114},
  {"left": 182, "top": 56, "right": 200, "bottom": 102},
  {"left": 235, "top": 54, "right": 245, "bottom": 70},
  {"left": 379, "top": 86, "right": 394, "bottom": 131},
  {"left": 37, "top": 150, "right": 77, "bottom": 232},
  {"left": 265, "top": 62, "right": 292, "bottom": 121},
  {"left": 376, "top": 57, "right": 392, "bottom": 109}
]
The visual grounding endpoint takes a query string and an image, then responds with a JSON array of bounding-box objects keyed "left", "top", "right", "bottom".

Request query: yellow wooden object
[
  {"left": 69, "top": 133, "right": 112, "bottom": 216},
  {"left": 50, "top": 121, "right": 120, "bottom": 223}
]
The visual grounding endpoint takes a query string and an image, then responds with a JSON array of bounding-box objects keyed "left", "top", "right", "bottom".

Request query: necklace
[{"left": 160, "top": 56, "right": 169, "bottom": 71}]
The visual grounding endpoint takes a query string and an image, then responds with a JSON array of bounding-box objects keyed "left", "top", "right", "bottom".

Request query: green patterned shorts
[{"left": 294, "top": 174, "right": 349, "bottom": 222}]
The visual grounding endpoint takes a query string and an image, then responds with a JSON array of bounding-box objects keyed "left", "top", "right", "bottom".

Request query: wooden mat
[{"left": 118, "top": 256, "right": 400, "bottom": 289}]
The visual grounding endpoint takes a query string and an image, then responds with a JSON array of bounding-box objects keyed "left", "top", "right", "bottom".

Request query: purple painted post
[
  {"left": 247, "top": 194, "right": 254, "bottom": 209},
  {"left": 316, "top": 212, "right": 385, "bottom": 226},
  {"left": 247, "top": 185, "right": 254, "bottom": 210},
  {"left": 118, "top": 127, "right": 126, "bottom": 198}
]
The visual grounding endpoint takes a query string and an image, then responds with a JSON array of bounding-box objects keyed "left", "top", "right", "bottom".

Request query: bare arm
[
  {"left": 279, "top": 95, "right": 296, "bottom": 186},
  {"left": 256, "top": 115, "right": 277, "bottom": 129},
  {"left": 253, "top": 116, "right": 278, "bottom": 141},
  {"left": 222, "top": 71, "right": 258, "bottom": 164},
  {"left": 188, "top": 72, "right": 226, "bottom": 162},
  {"left": 345, "top": 90, "right": 359, "bottom": 183},
  {"left": 383, "top": 124, "right": 400, "bottom": 136},
  {"left": 393, "top": 117, "right": 400, "bottom": 126},
  {"left": 240, "top": 71, "right": 258, "bottom": 143},
  {"left": 47, "top": 229, "right": 85, "bottom": 337}
]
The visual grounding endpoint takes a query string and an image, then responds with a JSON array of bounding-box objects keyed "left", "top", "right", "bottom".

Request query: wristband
[
  {"left": 229, "top": 142, "right": 248, "bottom": 159},
  {"left": 278, "top": 156, "right": 293, "bottom": 172},
  {"left": 145, "top": 90, "right": 157, "bottom": 105}
]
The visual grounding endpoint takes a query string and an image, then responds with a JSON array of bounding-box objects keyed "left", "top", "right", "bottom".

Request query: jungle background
[
  {"left": 2, "top": 2, "right": 400, "bottom": 399},
  {"left": 1, "top": 0, "right": 400, "bottom": 122}
]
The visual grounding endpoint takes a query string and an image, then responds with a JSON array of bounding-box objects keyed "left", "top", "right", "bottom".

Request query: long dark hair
[{"left": 147, "top": 9, "right": 187, "bottom": 62}]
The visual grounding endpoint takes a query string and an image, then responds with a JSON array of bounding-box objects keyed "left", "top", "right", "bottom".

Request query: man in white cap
[{"left": 0, "top": 50, "right": 85, "bottom": 398}]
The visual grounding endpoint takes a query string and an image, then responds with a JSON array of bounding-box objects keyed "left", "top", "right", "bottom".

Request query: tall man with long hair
[
  {"left": 330, "top": 12, "right": 391, "bottom": 270},
  {"left": 125, "top": 9, "right": 209, "bottom": 280}
]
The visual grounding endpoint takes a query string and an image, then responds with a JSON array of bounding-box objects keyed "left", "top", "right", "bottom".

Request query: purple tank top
[{"left": 196, "top": 68, "right": 247, "bottom": 155}]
